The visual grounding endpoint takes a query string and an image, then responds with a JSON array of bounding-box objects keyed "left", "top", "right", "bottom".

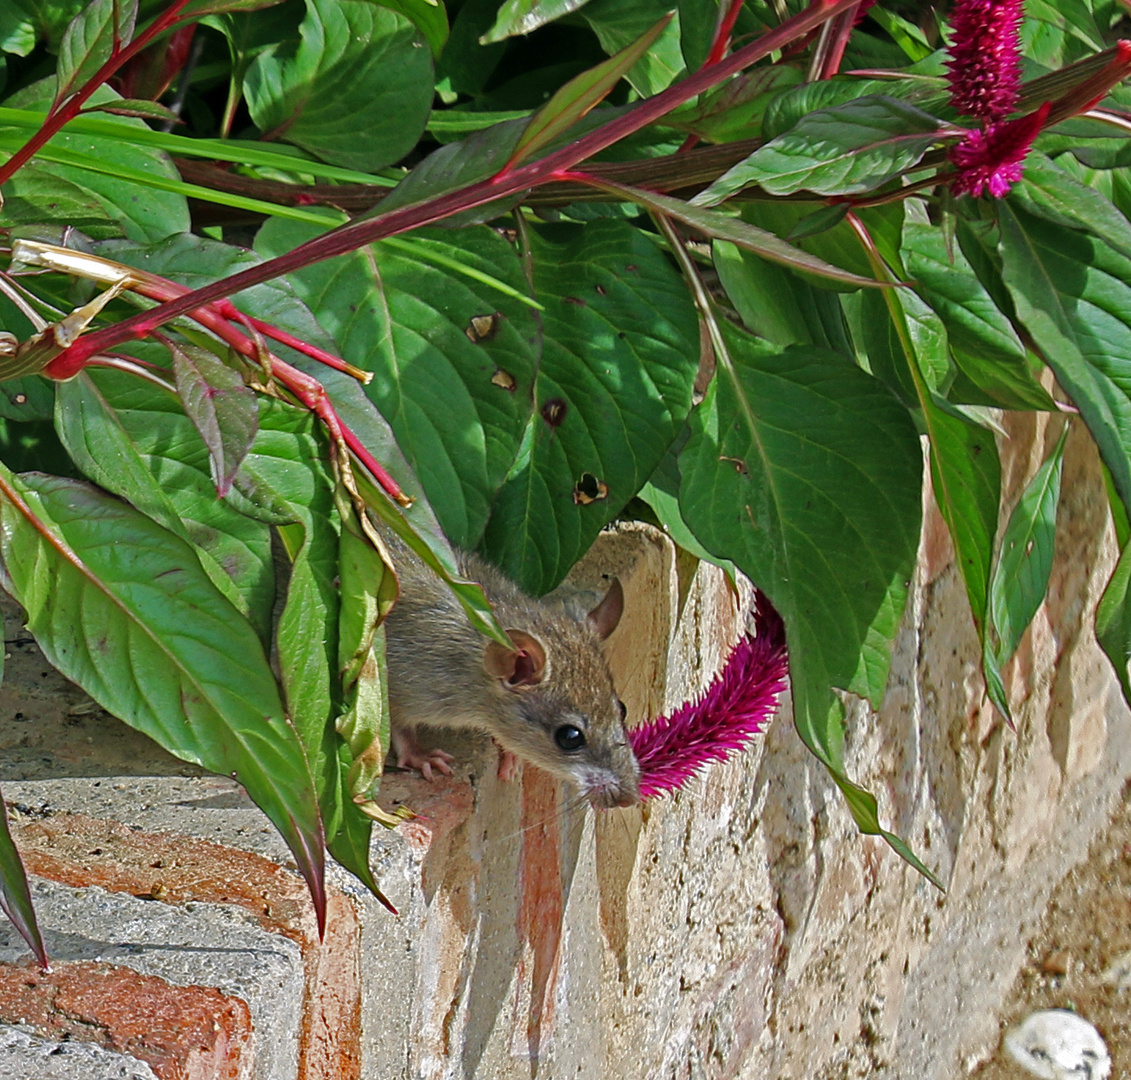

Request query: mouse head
[{"left": 481, "top": 579, "right": 640, "bottom": 808}]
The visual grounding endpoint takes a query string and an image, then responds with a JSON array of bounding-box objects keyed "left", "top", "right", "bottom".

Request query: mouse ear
[
  {"left": 484, "top": 630, "right": 547, "bottom": 688},
  {"left": 587, "top": 578, "right": 624, "bottom": 640}
]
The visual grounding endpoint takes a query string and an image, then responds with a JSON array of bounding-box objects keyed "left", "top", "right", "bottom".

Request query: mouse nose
[{"left": 587, "top": 778, "right": 640, "bottom": 809}]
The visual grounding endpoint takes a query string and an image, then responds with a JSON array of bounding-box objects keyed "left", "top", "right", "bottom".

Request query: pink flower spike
[
  {"left": 946, "top": 0, "right": 1024, "bottom": 123},
  {"left": 949, "top": 101, "right": 1051, "bottom": 198},
  {"left": 629, "top": 592, "right": 789, "bottom": 800}
]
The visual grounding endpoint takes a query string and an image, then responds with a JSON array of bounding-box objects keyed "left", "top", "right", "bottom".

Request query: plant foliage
[{"left": 0, "top": 0, "right": 1130, "bottom": 951}]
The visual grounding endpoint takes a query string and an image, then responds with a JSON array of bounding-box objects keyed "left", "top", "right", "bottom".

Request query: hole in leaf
[{"left": 572, "top": 473, "right": 608, "bottom": 505}]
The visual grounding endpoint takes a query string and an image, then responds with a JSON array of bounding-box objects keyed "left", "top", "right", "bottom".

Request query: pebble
[{"left": 1003, "top": 1009, "right": 1110, "bottom": 1080}]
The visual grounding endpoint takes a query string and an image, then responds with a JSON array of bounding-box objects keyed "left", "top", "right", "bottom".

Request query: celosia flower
[
  {"left": 629, "top": 591, "right": 788, "bottom": 800},
  {"left": 949, "top": 101, "right": 1050, "bottom": 197},
  {"left": 946, "top": 0, "right": 1024, "bottom": 123}
]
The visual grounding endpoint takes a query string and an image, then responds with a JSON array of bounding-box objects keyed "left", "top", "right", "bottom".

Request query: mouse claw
[
  {"left": 392, "top": 728, "right": 455, "bottom": 780},
  {"left": 496, "top": 746, "right": 520, "bottom": 782}
]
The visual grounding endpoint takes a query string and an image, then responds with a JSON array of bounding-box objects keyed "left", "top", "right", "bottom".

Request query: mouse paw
[
  {"left": 392, "top": 728, "right": 454, "bottom": 781},
  {"left": 496, "top": 746, "right": 520, "bottom": 782}
]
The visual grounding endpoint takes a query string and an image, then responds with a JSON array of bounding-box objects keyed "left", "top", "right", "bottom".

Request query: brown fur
[{"left": 382, "top": 537, "right": 640, "bottom": 808}]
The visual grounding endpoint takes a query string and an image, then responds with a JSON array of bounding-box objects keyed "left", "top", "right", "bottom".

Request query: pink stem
[
  {"left": 0, "top": 0, "right": 194, "bottom": 186},
  {"left": 42, "top": 0, "right": 860, "bottom": 368}
]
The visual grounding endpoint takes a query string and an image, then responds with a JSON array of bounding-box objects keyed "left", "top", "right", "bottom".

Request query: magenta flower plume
[
  {"left": 629, "top": 592, "right": 788, "bottom": 800},
  {"left": 946, "top": 0, "right": 1024, "bottom": 123},
  {"left": 949, "top": 101, "right": 1049, "bottom": 197}
]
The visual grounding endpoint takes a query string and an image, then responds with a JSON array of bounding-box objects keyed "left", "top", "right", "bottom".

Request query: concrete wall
[{"left": 0, "top": 412, "right": 1126, "bottom": 1079}]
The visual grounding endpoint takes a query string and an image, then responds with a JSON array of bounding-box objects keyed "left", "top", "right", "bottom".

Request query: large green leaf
[
  {"left": 256, "top": 218, "right": 539, "bottom": 548},
  {"left": 983, "top": 426, "right": 1067, "bottom": 722},
  {"left": 480, "top": 220, "right": 700, "bottom": 593},
  {"left": 0, "top": 466, "right": 326, "bottom": 921},
  {"left": 903, "top": 222, "right": 1056, "bottom": 411},
  {"left": 244, "top": 0, "right": 433, "bottom": 171},
  {"left": 683, "top": 328, "right": 922, "bottom": 706},
  {"left": 1011, "top": 152, "right": 1131, "bottom": 262},
  {"left": 677, "top": 327, "right": 928, "bottom": 875},
  {"left": 997, "top": 202, "right": 1131, "bottom": 521},
  {"left": 695, "top": 96, "right": 943, "bottom": 203},
  {"left": 56, "top": 368, "right": 278, "bottom": 642}
]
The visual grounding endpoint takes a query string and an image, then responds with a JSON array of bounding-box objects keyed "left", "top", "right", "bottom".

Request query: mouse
[{"left": 380, "top": 535, "right": 641, "bottom": 809}]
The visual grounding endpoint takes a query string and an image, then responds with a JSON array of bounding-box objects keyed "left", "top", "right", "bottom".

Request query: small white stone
[
  {"left": 1101, "top": 948, "right": 1131, "bottom": 989},
  {"left": 1003, "top": 1009, "right": 1111, "bottom": 1080}
]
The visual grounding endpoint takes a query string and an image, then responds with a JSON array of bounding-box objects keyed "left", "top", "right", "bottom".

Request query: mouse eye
[
  {"left": 554, "top": 724, "right": 586, "bottom": 752},
  {"left": 615, "top": 698, "right": 627, "bottom": 723}
]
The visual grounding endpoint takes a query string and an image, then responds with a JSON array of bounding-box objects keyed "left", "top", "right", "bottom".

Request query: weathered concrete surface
[{"left": 0, "top": 412, "right": 1125, "bottom": 1079}]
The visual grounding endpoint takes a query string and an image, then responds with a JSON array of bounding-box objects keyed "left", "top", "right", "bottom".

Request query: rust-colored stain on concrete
[
  {"left": 0, "top": 960, "right": 252, "bottom": 1080},
  {"left": 8, "top": 812, "right": 361, "bottom": 1080},
  {"left": 516, "top": 767, "right": 565, "bottom": 1060}
]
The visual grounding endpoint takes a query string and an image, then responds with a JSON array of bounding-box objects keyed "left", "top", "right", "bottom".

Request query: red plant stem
[
  {"left": 705, "top": 0, "right": 748, "bottom": 69},
  {"left": 817, "top": 6, "right": 861, "bottom": 79},
  {"left": 44, "top": 0, "right": 861, "bottom": 369},
  {"left": 0, "top": 0, "right": 194, "bottom": 186},
  {"left": 46, "top": 272, "right": 408, "bottom": 502}
]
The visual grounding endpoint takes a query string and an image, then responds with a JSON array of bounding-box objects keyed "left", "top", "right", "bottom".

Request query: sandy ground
[{"left": 971, "top": 780, "right": 1131, "bottom": 1078}]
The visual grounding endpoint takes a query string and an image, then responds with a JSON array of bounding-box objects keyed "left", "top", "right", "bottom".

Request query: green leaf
[
  {"left": 333, "top": 494, "right": 397, "bottom": 861},
  {"left": 54, "top": 0, "right": 137, "bottom": 107},
  {"left": 997, "top": 202, "right": 1131, "bottom": 523},
  {"left": 636, "top": 450, "right": 736, "bottom": 580},
  {"left": 1, "top": 0, "right": 84, "bottom": 54},
  {"left": 55, "top": 369, "right": 277, "bottom": 640},
  {"left": 1097, "top": 535, "right": 1131, "bottom": 706},
  {"left": 927, "top": 398, "right": 1001, "bottom": 635},
  {"left": 861, "top": 246, "right": 1001, "bottom": 640},
  {"left": 680, "top": 328, "right": 922, "bottom": 703},
  {"left": 904, "top": 219, "right": 1055, "bottom": 411},
  {"left": 256, "top": 217, "right": 539, "bottom": 548},
  {"left": 713, "top": 239, "right": 854, "bottom": 357},
  {"left": 481, "top": 220, "right": 700, "bottom": 593},
  {"left": 761, "top": 78, "right": 921, "bottom": 140},
  {"left": 0, "top": 466, "right": 326, "bottom": 922},
  {"left": 0, "top": 785, "right": 47, "bottom": 967},
  {"left": 581, "top": 0, "right": 685, "bottom": 96},
  {"left": 507, "top": 14, "right": 671, "bottom": 167},
  {"left": 695, "top": 96, "right": 942, "bottom": 203},
  {"left": 170, "top": 341, "right": 259, "bottom": 497},
  {"left": 677, "top": 328, "right": 926, "bottom": 871},
  {"left": 1012, "top": 152, "right": 1131, "bottom": 262},
  {"left": 244, "top": 0, "right": 433, "bottom": 171},
  {"left": 371, "top": 0, "right": 448, "bottom": 57},
  {"left": 481, "top": 0, "right": 596, "bottom": 43},
  {"left": 370, "top": 117, "right": 525, "bottom": 220},
  {"left": 0, "top": 82, "right": 189, "bottom": 241},
  {"left": 585, "top": 178, "right": 885, "bottom": 290},
  {"left": 983, "top": 425, "right": 1067, "bottom": 721},
  {"left": 670, "top": 64, "right": 802, "bottom": 143}
]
